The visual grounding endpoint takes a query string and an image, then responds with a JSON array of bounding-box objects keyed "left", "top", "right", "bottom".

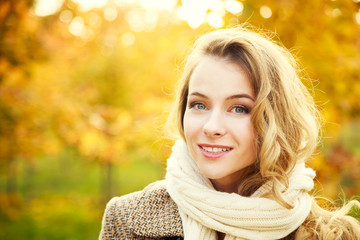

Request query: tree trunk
[
  {"left": 106, "top": 161, "right": 112, "bottom": 199},
  {"left": 6, "top": 158, "right": 17, "bottom": 194},
  {"left": 24, "top": 161, "right": 35, "bottom": 203},
  {"left": 102, "top": 161, "right": 112, "bottom": 204}
]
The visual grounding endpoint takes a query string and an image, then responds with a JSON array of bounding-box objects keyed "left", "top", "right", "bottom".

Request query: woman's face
[{"left": 183, "top": 55, "right": 257, "bottom": 193}]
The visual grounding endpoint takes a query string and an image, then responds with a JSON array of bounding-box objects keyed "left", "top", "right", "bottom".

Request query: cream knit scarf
[{"left": 165, "top": 140, "right": 316, "bottom": 240}]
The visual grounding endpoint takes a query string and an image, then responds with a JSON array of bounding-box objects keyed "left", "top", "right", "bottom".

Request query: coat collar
[{"left": 127, "top": 181, "right": 184, "bottom": 238}]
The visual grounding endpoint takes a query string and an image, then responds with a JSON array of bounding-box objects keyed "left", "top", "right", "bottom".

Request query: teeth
[{"left": 202, "top": 146, "right": 231, "bottom": 153}]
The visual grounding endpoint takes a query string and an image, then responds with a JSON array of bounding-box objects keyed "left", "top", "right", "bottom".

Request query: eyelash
[
  {"left": 189, "top": 102, "right": 206, "bottom": 110},
  {"left": 188, "top": 102, "right": 250, "bottom": 114},
  {"left": 231, "top": 105, "right": 250, "bottom": 114}
]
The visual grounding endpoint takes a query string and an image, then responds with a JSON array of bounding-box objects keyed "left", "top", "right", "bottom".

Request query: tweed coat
[
  {"left": 99, "top": 180, "right": 298, "bottom": 240},
  {"left": 99, "top": 180, "right": 184, "bottom": 240}
]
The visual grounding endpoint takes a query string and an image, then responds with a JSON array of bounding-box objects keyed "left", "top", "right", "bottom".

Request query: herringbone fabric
[{"left": 99, "top": 181, "right": 183, "bottom": 240}]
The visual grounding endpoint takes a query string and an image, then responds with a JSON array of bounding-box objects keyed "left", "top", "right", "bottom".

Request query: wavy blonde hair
[{"left": 168, "top": 27, "right": 360, "bottom": 239}]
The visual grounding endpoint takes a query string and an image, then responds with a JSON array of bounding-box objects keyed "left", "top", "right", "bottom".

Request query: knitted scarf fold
[{"left": 165, "top": 140, "right": 316, "bottom": 240}]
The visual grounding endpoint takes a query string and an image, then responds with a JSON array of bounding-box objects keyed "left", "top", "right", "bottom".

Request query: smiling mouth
[{"left": 200, "top": 146, "right": 232, "bottom": 153}]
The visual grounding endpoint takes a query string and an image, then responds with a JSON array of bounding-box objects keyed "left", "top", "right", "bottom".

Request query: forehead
[{"left": 188, "top": 56, "right": 254, "bottom": 98}]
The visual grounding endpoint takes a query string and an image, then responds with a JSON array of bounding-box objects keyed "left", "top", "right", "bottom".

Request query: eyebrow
[{"left": 189, "top": 92, "right": 255, "bottom": 102}]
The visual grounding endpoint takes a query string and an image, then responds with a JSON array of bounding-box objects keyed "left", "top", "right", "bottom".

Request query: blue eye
[
  {"left": 231, "top": 105, "right": 249, "bottom": 114},
  {"left": 189, "top": 102, "right": 206, "bottom": 110}
]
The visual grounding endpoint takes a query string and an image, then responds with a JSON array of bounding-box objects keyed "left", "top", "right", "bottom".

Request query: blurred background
[{"left": 0, "top": 0, "right": 360, "bottom": 239}]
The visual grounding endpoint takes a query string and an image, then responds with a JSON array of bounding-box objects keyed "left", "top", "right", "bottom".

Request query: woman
[{"left": 99, "top": 27, "right": 360, "bottom": 239}]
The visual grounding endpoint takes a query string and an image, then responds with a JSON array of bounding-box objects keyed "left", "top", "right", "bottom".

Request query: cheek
[
  {"left": 183, "top": 111, "right": 202, "bottom": 140},
  {"left": 243, "top": 122, "right": 257, "bottom": 158},
  {"left": 183, "top": 111, "right": 192, "bottom": 141},
  {"left": 230, "top": 118, "right": 256, "bottom": 144}
]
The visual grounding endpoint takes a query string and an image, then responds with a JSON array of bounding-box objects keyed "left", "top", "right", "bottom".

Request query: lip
[{"left": 198, "top": 144, "right": 233, "bottom": 159}]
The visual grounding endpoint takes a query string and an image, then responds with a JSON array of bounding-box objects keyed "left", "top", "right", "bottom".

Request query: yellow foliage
[
  {"left": 0, "top": 0, "right": 359, "bottom": 201},
  {"left": 78, "top": 130, "right": 109, "bottom": 159},
  {"left": 109, "top": 110, "right": 133, "bottom": 135}
]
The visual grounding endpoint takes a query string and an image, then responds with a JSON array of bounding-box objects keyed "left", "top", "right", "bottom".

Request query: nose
[{"left": 202, "top": 110, "right": 226, "bottom": 137}]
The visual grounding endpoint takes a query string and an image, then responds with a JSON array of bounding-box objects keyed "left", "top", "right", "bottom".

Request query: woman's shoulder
[
  {"left": 112, "top": 180, "right": 171, "bottom": 202},
  {"left": 99, "top": 180, "right": 183, "bottom": 240}
]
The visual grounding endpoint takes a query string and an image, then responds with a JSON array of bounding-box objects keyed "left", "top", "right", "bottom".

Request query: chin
[{"left": 200, "top": 170, "right": 227, "bottom": 180}]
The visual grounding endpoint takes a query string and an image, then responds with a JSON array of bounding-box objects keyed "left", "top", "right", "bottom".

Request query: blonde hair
[{"left": 168, "top": 27, "right": 360, "bottom": 239}]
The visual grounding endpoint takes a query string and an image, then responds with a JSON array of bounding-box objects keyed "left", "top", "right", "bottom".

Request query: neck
[
  {"left": 217, "top": 232, "right": 225, "bottom": 240},
  {"left": 210, "top": 178, "right": 239, "bottom": 193}
]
